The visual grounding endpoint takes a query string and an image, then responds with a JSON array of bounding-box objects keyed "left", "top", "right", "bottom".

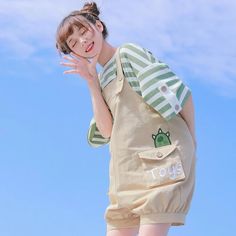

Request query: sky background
[{"left": 0, "top": 0, "right": 235, "bottom": 235}]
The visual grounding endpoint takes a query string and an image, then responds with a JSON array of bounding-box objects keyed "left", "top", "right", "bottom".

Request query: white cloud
[{"left": 0, "top": 0, "right": 235, "bottom": 96}]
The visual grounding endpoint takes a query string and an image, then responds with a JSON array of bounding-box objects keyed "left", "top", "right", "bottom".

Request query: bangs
[{"left": 56, "top": 14, "right": 92, "bottom": 55}]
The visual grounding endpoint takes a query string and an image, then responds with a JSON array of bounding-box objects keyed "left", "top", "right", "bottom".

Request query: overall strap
[{"left": 114, "top": 46, "right": 125, "bottom": 94}]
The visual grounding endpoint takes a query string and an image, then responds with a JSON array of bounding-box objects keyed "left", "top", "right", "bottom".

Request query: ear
[{"left": 95, "top": 20, "right": 104, "bottom": 32}]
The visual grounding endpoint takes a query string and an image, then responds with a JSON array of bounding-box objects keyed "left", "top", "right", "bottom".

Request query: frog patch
[{"left": 152, "top": 128, "right": 171, "bottom": 147}]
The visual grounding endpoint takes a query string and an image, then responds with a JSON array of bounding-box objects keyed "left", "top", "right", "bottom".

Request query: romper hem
[
  {"left": 140, "top": 212, "right": 185, "bottom": 226},
  {"left": 106, "top": 216, "right": 140, "bottom": 232},
  {"left": 106, "top": 212, "right": 185, "bottom": 232}
]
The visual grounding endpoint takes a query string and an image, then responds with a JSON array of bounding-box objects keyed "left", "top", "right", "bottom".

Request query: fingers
[
  {"left": 60, "top": 52, "right": 97, "bottom": 77},
  {"left": 61, "top": 53, "right": 90, "bottom": 66},
  {"left": 63, "top": 69, "right": 79, "bottom": 74},
  {"left": 62, "top": 55, "right": 77, "bottom": 63},
  {"left": 60, "top": 53, "right": 84, "bottom": 71},
  {"left": 60, "top": 62, "right": 76, "bottom": 68},
  {"left": 60, "top": 54, "right": 81, "bottom": 75}
]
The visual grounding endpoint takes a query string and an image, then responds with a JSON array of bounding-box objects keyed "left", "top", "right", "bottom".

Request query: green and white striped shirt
[{"left": 87, "top": 43, "right": 191, "bottom": 147}]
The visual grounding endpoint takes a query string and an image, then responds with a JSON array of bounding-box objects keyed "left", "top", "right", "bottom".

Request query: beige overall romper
[{"left": 101, "top": 48, "right": 196, "bottom": 232}]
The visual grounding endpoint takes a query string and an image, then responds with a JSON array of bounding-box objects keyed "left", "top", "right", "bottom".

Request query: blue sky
[{"left": 0, "top": 0, "right": 235, "bottom": 235}]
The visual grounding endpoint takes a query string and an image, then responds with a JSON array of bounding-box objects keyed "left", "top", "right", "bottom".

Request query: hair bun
[{"left": 82, "top": 2, "right": 100, "bottom": 17}]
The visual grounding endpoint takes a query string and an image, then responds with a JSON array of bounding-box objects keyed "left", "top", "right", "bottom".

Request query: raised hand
[{"left": 60, "top": 52, "right": 100, "bottom": 83}]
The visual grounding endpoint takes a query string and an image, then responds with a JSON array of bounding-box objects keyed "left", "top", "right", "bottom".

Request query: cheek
[
  {"left": 74, "top": 44, "right": 84, "bottom": 54},
  {"left": 96, "top": 34, "right": 104, "bottom": 46}
]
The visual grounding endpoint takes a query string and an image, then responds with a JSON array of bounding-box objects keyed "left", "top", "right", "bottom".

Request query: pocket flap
[{"left": 138, "top": 144, "right": 177, "bottom": 160}]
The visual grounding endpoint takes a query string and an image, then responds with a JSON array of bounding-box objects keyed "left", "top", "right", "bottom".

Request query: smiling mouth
[{"left": 86, "top": 42, "right": 94, "bottom": 52}]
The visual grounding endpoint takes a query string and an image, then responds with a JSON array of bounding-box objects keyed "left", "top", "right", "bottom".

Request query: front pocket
[{"left": 137, "top": 144, "right": 186, "bottom": 188}]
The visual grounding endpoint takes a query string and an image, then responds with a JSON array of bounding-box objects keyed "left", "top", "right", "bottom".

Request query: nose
[
  {"left": 80, "top": 36, "right": 87, "bottom": 43},
  {"left": 80, "top": 36, "right": 88, "bottom": 48}
]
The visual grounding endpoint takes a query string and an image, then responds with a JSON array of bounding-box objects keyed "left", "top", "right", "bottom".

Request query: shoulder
[
  {"left": 119, "top": 42, "right": 157, "bottom": 64},
  {"left": 119, "top": 42, "right": 150, "bottom": 55}
]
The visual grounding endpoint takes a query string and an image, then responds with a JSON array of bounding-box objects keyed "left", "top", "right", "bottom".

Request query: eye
[{"left": 72, "top": 41, "right": 77, "bottom": 48}]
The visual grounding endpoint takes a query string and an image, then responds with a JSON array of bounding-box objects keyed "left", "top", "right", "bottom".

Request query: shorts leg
[
  {"left": 106, "top": 217, "right": 140, "bottom": 232},
  {"left": 104, "top": 205, "right": 140, "bottom": 232},
  {"left": 140, "top": 212, "right": 185, "bottom": 226}
]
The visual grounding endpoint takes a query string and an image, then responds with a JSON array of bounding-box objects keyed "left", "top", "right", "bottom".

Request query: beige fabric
[{"left": 101, "top": 47, "right": 196, "bottom": 232}]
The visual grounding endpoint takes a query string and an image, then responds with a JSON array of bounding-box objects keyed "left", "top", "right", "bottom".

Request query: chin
[{"left": 87, "top": 51, "right": 99, "bottom": 59}]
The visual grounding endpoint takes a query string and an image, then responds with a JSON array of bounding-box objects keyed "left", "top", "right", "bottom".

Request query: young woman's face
[{"left": 66, "top": 20, "right": 104, "bottom": 59}]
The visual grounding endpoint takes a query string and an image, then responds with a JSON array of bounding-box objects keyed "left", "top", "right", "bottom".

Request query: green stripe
[
  {"left": 93, "top": 134, "right": 105, "bottom": 138},
  {"left": 180, "top": 89, "right": 191, "bottom": 107},
  {"left": 123, "top": 71, "right": 136, "bottom": 78},
  {"left": 166, "top": 79, "right": 179, "bottom": 87},
  {"left": 91, "top": 140, "right": 108, "bottom": 144},
  {"left": 128, "top": 80, "right": 139, "bottom": 87},
  {"left": 158, "top": 103, "right": 172, "bottom": 114},
  {"left": 102, "top": 62, "right": 136, "bottom": 88},
  {"left": 102, "top": 71, "right": 115, "bottom": 85},
  {"left": 176, "top": 83, "right": 185, "bottom": 99},
  {"left": 89, "top": 135, "right": 110, "bottom": 145},
  {"left": 87, "top": 121, "right": 110, "bottom": 146},
  {"left": 88, "top": 123, "right": 96, "bottom": 141},
  {"left": 89, "top": 141, "right": 109, "bottom": 147},
  {"left": 141, "top": 71, "right": 176, "bottom": 91},
  {"left": 138, "top": 64, "right": 169, "bottom": 81},
  {"left": 165, "top": 111, "right": 176, "bottom": 120},
  {"left": 123, "top": 44, "right": 150, "bottom": 61},
  {"left": 150, "top": 96, "right": 166, "bottom": 107},
  {"left": 125, "top": 53, "right": 148, "bottom": 69},
  {"left": 143, "top": 89, "right": 159, "bottom": 101},
  {"left": 103, "top": 60, "right": 115, "bottom": 73},
  {"left": 121, "top": 61, "right": 132, "bottom": 68}
]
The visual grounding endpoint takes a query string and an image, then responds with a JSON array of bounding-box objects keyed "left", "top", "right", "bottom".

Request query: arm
[
  {"left": 60, "top": 52, "right": 113, "bottom": 144},
  {"left": 179, "top": 94, "right": 197, "bottom": 149},
  {"left": 122, "top": 43, "right": 192, "bottom": 121},
  {"left": 87, "top": 78, "right": 113, "bottom": 139}
]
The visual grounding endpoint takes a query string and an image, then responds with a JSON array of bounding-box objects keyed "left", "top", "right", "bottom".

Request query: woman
[{"left": 56, "top": 2, "right": 197, "bottom": 236}]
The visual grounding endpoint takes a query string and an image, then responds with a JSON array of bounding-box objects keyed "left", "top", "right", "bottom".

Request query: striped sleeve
[
  {"left": 87, "top": 117, "right": 110, "bottom": 147},
  {"left": 122, "top": 43, "right": 192, "bottom": 120}
]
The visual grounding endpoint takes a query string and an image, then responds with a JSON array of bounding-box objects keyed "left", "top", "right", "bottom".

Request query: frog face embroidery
[{"left": 152, "top": 128, "right": 171, "bottom": 147}]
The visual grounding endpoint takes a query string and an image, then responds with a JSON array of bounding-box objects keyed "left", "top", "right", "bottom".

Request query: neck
[{"left": 98, "top": 41, "right": 117, "bottom": 67}]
